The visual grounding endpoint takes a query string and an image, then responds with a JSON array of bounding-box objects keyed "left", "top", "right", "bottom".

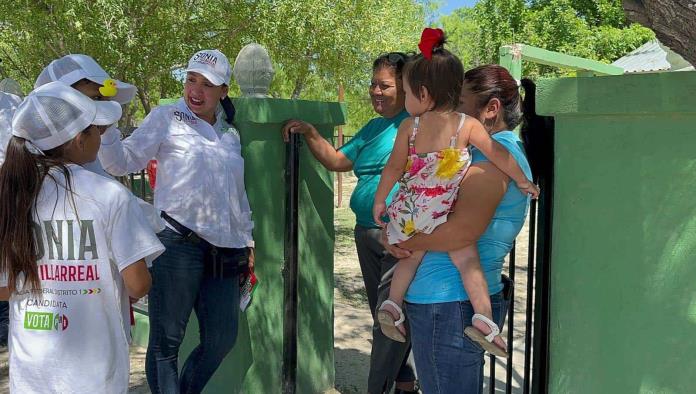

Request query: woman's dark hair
[
  {"left": 463, "top": 65, "right": 522, "bottom": 129},
  {"left": 220, "top": 95, "right": 236, "bottom": 124},
  {"left": 463, "top": 64, "right": 552, "bottom": 180},
  {"left": 403, "top": 39, "right": 464, "bottom": 112},
  {"left": 0, "top": 135, "right": 80, "bottom": 294},
  {"left": 71, "top": 79, "right": 95, "bottom": 89},
  {"left": 372, "top": 52, "right": 411, "bottom": 78}
]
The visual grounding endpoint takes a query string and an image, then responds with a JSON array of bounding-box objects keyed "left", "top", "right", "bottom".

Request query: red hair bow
[{"left": 418, "top": 28, "right": 444, "bottom": 60}]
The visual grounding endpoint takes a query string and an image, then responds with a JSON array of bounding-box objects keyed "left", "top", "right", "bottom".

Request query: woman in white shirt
[
  {"left": 0, "top": 81, "right": 163, "bottom": 394},
  {"left": 98, "top": 49, "right": 254, "bottom": 394}
]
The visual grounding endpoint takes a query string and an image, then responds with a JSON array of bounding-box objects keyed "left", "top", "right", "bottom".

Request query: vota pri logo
[{"left": 24, "top": 312, "right": 69, "bottom": 331}]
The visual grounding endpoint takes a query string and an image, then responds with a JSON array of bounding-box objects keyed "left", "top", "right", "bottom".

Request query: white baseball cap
[
  {"left": 185, "top": 49, "right": 231, "bottom": 86},
  {"left": 12, "top": 81, "right": 122, "bottom": 151},
  {"left": 34, "top": 54, "right": 136, "bottom": 105}
]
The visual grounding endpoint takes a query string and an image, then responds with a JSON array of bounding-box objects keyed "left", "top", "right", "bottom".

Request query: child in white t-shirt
[{"left": 0, "top": 82, "right": 164, "bottom": 394}]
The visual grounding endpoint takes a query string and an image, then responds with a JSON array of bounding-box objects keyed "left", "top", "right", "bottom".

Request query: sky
[{"left": 438, "top": 0, "right": 479, "bottom": 15}]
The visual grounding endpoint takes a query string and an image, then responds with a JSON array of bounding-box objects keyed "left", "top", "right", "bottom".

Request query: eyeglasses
[{"left": 369, "top": 81, "right": 395, "bottom": 92}]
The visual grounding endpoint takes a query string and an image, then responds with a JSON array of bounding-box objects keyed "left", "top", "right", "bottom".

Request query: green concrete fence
[
  {"left": 536, "top": 71, "right": 696, "bottom": 394},
  {"left": 133, "top": 97, "right": 345, "bottom": 393}
]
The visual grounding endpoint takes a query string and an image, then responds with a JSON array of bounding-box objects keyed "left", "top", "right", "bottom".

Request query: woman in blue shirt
[
  {"left": 282, "top": 53, "right": 419, "bottom": 394},
  {"left": 383, "top": 64, "right": 536, "bottom": 393}
]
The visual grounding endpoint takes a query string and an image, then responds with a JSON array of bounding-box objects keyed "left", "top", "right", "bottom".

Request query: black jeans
[
  {"left": 0, "top": 301, "right": 8, "bottom": 345},
  {"left": 354, "top": 225, "right": 417, "bottom": 393}
]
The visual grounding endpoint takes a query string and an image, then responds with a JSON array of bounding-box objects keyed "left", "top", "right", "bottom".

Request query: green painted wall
[
  {"left": 133, "top": 97, "right": 345, "bottom": 393},
  {"left": 536, "top": 72, "right": 696, "bottom": 394}
]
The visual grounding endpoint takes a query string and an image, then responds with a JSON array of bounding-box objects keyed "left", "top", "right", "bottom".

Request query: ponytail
[
  {"left": 0, "top": 136, "right": 75, "bottom": 294},
  {"left": 519, "top": 78, "right": 554, "bottom": 181},
  {"left": 220, "top": 96, "right": 236, "bottom": 124}
]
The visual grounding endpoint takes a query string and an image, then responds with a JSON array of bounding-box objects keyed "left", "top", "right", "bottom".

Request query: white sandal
[
  {"left": 463, "top": 313, "right": 508, "bottom": 358},
  {"left": 377, "top": 300, "right": 407, "bottom": 342}
]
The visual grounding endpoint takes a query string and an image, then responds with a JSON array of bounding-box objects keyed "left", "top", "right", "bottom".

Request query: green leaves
[
  {"left": 441, "top": 0, "right": 654, "bottom": 77},
  {"left": 0, "top": 0, "right": 426, "bottom": 134},
  {"left": 0, "top": 0, "right": 202, "bottom": 123},
  {"left": 230, "top": 0, "right": 425, "bottom": 132}
]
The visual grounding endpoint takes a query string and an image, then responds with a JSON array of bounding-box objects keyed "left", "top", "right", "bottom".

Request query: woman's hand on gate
[{"left": 282, "top": 119, "right": 317, "bottom": 142}]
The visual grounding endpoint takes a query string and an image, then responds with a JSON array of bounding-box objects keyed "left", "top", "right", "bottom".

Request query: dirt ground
[
  {"left": 332, "top": 173, "right": 373, "bottom": 394},
  {"left": 0, "top": 173, "right": 533, "bottom": 393}
]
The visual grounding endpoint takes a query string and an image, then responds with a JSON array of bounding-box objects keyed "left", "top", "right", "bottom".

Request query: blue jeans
[
  {"left": 406, "top": 291, "right": 508, "bottom": 394},
  {"left": 146, "top": 228, "right": 241, "bottom": 394}
]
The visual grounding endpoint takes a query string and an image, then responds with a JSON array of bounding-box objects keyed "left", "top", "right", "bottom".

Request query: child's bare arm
[
  {"left": 373, "top": 118, "right": 413, "bottom": 226},
  {"left": 467, "top": 120, "right": 539, "bottom": 198},
  {"left": 121, "top": 259, "right": 151, "bottom": 299}
]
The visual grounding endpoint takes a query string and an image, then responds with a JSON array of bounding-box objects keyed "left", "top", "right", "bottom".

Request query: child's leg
[
  {"left": 388, "top": 250, "right": 425, "bottom": 307},
  {"left": 449, "top": 246, "right": 491, "bottom": 317},
  {"left": 449, "top": 246, "right": 507, "bottom": 356},
  {"left": 377, "top": 250, "right": 425, "bottom": 342}
]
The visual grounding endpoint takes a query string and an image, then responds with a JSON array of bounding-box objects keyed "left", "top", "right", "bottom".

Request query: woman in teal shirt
[
  {"left": 384, "top": 64, "right": 536, "bottom": 393},
  {"left": 282, "top": 53, "right": 419, "bottom": 394}
]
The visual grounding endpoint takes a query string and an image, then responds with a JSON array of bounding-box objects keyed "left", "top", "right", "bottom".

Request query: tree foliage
[
  {"left": 0, "top": 0, "right": 425, "bottom": 133},
  {"left": 441, "top": 0, "right": 654, "bottom": 76},
  {"left": 0, "top": 0, "right": 667, "bottom": 134},
  {"left": 440, "top": 7, "right": 482, "bottom": 70},
  {"left": 0, "top": 0, "right": 205, "bottom": 125}
]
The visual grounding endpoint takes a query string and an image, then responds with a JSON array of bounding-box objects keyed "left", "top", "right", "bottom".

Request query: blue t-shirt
[
  {"left": 339, "top": 110, "right": 409, "bottom": 228},
  {"left": 405, "top": 131, "right": 532, "bottom": 303}
]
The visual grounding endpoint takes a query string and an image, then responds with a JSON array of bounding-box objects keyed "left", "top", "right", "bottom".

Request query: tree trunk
[
  {"left": 623, "top": 0, "right": 696, "bottom": 67},
  {"left": 138, "top": 84, "right": 152, "bottom": 115},
  {"left": 290, "top": 75, "right": 305, "bottom": 100},
  {"left": 119, "top": 102, "right": 139, "bottom": 130}
]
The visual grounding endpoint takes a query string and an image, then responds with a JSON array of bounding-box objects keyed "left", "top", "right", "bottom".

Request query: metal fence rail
[
  {"left": 122, "top": 169, "right": 152, "bottom": 314},
  {"left": 485, "top": 198, "right": 542, "bottom": 394}
]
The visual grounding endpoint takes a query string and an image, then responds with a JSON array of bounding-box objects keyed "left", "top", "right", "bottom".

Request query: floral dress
[{"left": 386, "top": 113, "right": 471, "bottom": 244}]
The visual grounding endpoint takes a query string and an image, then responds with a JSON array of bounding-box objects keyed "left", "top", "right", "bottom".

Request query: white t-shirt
[{"left": 0, "top": 165, "right": 164, "bottom": 394}]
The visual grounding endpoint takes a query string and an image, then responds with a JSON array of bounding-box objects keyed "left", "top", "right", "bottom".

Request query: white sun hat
[
  {"left": 185, "top": 49, "right": 232, "bottom": 86},
  {"left": 12, "top": 81, "right": 122, "bottom": 151},
  {"left": 34, "top": 54, "right": 136, "bottom": 104}
]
